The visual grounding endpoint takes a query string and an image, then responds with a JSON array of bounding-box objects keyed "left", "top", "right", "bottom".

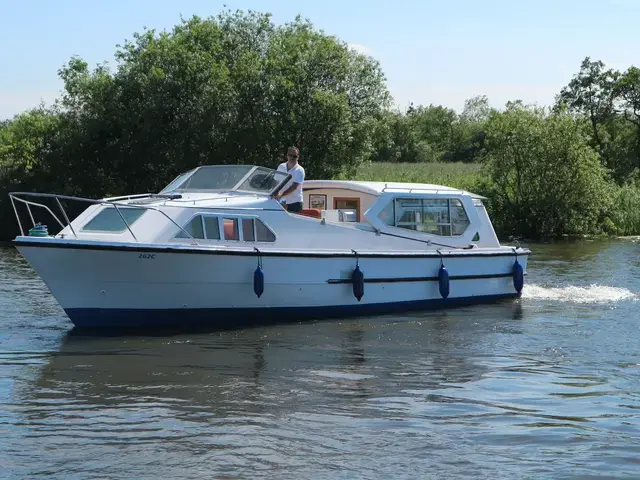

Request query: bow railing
[{"left": 8, "top": 192, "right": 198, "bottom": 243}]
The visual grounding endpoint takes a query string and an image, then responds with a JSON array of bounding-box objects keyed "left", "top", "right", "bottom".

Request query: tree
[
  {"left": 461, "top": 95, "right": 492, "bottom": 123},
  {"left": 0, "top": 10, "right": 392, "bottom": 241},
  {"left": 52, "top": 10, "right": 391, "bottom": 192},
  {"left": 556, "top": 57, "right": 619, "bottom": 149},
  {"left": 480, "top": 104, "right": 611, "bottom": 238},
  {"left": 616, "top": 66, "right": 640, "bottom": 128},
  {"left": 555, "top": 57, "right": 639, "bottom": 182}
]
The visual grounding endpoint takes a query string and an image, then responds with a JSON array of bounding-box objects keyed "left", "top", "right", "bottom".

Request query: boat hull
[{"left": 15, "top": 238, "right": 529, "bottom": 329}]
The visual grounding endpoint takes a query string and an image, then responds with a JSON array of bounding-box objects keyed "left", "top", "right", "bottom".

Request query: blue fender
[
  {"left": 352, "top": 264, "right": 364, "bottom": 301},
  {"left": 254, "top": 265, "right": 264, "bottom": 298},
  {"left": 438, "top": 264, "right": 450, "bottom": 299},
  {"left": 512, "top": 259, "right": 524, "bottom": 293}
]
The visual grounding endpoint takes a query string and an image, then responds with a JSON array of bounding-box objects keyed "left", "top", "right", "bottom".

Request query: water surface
[{"left": 0, "top": 239, "right": 639, "bottom": 479}]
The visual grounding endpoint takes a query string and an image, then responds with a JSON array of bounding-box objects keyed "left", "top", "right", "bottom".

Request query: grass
[{"left": 346, "top": 161, "right": 485, "bottom": 192}]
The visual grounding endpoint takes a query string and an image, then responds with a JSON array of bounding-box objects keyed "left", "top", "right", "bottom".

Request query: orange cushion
[{"left": 298, "top": 208, "right": 322, "bottom": 219}]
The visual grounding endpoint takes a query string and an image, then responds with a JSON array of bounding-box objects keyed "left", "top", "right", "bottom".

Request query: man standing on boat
[{"left": 273, "top": 146, "right": 305, "bottom": 213}]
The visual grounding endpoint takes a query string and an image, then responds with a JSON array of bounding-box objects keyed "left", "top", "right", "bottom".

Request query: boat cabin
[
  {"left": 298, "top": 179, "right": 499, "bottom": 247},
  {"left": 47, "top": 165, "right": 501, "bottom": 250}
]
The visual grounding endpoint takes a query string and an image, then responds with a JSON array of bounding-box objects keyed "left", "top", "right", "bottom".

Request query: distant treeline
[{"left": 1, "top": 10, "right": 639, "bottom": 241}]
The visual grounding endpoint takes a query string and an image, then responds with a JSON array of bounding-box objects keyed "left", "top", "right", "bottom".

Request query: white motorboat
[{"left": 9, "top": 164, "right": 530, "bottom": 328}]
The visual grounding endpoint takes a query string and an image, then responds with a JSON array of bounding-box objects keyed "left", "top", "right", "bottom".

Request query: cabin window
[
  {"left": 175, "top": 214, "right": 275, "bottom": 242},
  {"left": 379, "top": 201, "right": 395, "bottom": 226},
  {"left": 203, "top": 216, "right": 220, "bottom": 240},
  {"left": 255, "top": 219, "right": 276, "bottom": 242},
  {"left": 241, "top": 218, "right": 255, "bottom": 241},
  {"left": 387, "top": 197, "right": 470, "bottom": 236},
  {"left": 450, "top": 199, "right": 470, "bottom": 235},
  {"left": 82, "top": 206, "right": 146, "bottom": 232},
  {"left": 176, "top": 215, "right": 206, "bottom": 239},
  {"left": 223, "top": 218, "right": 239, "bottom": 241},
  {"left": 334, "top": 197, "right": 360, "bottom": 222}
]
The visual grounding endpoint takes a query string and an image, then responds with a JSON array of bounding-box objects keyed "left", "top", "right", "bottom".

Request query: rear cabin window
[
  {"left": 381, "top": 197, "right": 470, "bottom": 236},
  {"left": 82, "top": 206, "right": 146, "bottom": 232},
  {"left": 176, "top": 215, "right": 275, "bottom": 242}
]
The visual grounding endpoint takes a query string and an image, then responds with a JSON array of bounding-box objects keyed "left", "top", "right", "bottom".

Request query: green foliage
[
  {"left": 480, "top": 104, "right": 612, "bottom": 238},
  {"left": 0, "top": 10, "right": 391, "bottom": 239},
  {"left": 555, "top": 57, "right": 640, "bottom": 184},
  {"left": 53, "top": 10, "right": 390, "bottom": 188},
  {"left": 366, "top": 97, "right": 491, "bottom": 164},
  {"left": 607, "top": 182, "right": 640, "bottom": 236},
  {"left": 346, "top": 161, "right": 482, "bottom": 192}
]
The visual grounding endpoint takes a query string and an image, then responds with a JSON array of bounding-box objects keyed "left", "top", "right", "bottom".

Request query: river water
[{"left": 0, "top": 240, "right": 638, "bottom": 479}]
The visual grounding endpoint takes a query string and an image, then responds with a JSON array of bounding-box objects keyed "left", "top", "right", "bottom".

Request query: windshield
[
  {"left": 159, "top": 165, "right": 290, "bottom": 195},
  {"left": 235, "top": 167, "right": 290, "bottom": 194},
  {"left": 159, "top": 169, "right": 197, "bottom": 194}
]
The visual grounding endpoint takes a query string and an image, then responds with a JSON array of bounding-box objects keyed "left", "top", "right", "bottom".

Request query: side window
[
  {"left": 395, "top": 198, "right": 421, "bottom": 231},
  {"left": 421, "top": 199, "right": 451, "bottom": 236},
  {"left": 203, "top": 216, "right": 220, "bottom": 240},
  {"left": 450, "top": 199, "right": 470, "bottom": 235},
  {"left": 176, "top": 215, "right": 205, "bottom": 239},
  {"left": 242, "top": 218, "right": 255, "bottom": 241},
  {"left": 379, "top": 201, "right": 395, "bottom": 226},
  {"left": 223, "top": 218, "right": 239, "bottom": 241},
  {"left": 176, "top": 215, "right": 275, "bottom": 242},
  {"left": 255, "top": 219, "right": 276, "bottom": 242},
  {"left": 390, "top": 198, "right": 470, "bottom": 236},
  {"left": 82, "top": 206, "right": 146, "bottom": 232}
]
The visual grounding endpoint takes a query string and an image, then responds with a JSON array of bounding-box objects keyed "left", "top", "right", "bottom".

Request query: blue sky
[{"left": 1, "top": 0, "right": 639, "bottom": 119}]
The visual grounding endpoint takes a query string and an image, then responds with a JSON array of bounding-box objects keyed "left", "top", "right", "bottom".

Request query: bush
[{"left": 480, "top": 104, "right": 612, "bottom": 238}]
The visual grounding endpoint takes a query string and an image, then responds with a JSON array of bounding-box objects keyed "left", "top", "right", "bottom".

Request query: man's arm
[
  {"left": 273, "top": 182, "right": 299, "bottom": 199},
  {"left": 273, "top": 168, "right": 303, "bottom": 199}
]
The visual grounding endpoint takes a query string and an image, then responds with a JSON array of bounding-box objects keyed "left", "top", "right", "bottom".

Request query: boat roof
[{"left": 303, "top": 179, "right": 485, "bottom": 198}]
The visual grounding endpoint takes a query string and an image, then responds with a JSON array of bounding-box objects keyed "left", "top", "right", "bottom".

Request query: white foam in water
[{"left": 522, "top": 284, "right": 637, "bottom": 304}]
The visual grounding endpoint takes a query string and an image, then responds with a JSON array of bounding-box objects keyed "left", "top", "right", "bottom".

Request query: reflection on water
[{"left": 1, "top": 241, "right": 640, "bottom": 478}]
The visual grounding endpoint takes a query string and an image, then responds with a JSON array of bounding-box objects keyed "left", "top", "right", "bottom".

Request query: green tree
[
  {"left": 480, "top": 104, "right": 611, "bottom": 238},
  {"left": 555, "top": 57, "right": 639, "bottom": 183},
  {"left": 368, "top": 109, "right": 435, "bottom": 163},
  {"left": 556, "top": 57, "right": 619, "bottom": 150},
  {"left": 53, "top": 10, "right": 391, "bottom": 190},
  {"left": 0, "top": 10, "right": 392, "bottom": 241}
]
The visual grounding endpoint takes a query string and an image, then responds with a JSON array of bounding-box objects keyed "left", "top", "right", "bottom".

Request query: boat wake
[{"left": 522, "top": 284, "right": 637, "bottom": 304}]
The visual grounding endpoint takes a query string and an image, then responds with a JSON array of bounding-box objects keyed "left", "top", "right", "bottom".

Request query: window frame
[
  {"left": 379, "top": 196, "right": 471, "bottom": 237},
  {"left": 81, "top": 206, "right": 147, "bottom": 234},
  {"left": 173, "top": 212, "right": 277, "bottom": 243}
]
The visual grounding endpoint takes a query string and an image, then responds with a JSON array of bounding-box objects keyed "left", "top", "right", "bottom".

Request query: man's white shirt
[{"left": 276, "top": 162, "right": 305, "bottom": 204}]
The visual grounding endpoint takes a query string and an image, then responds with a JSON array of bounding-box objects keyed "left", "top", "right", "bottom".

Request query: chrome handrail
[{"left": 9, "top": 191, "right": 199, "bottom": 243}]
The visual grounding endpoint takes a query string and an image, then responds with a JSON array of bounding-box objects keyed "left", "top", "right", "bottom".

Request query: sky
[{"left": 1, "top": 0, "right": 639, "bottom": 120}]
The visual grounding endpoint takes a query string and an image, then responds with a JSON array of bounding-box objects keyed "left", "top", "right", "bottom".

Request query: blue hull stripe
[{"left": 65, "top": 293, "right": 520, "bottom": 330}]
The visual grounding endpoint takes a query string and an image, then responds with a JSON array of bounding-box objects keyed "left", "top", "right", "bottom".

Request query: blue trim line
[{"left": 65, "top": 293, "right": 520, "bottom": 329}]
